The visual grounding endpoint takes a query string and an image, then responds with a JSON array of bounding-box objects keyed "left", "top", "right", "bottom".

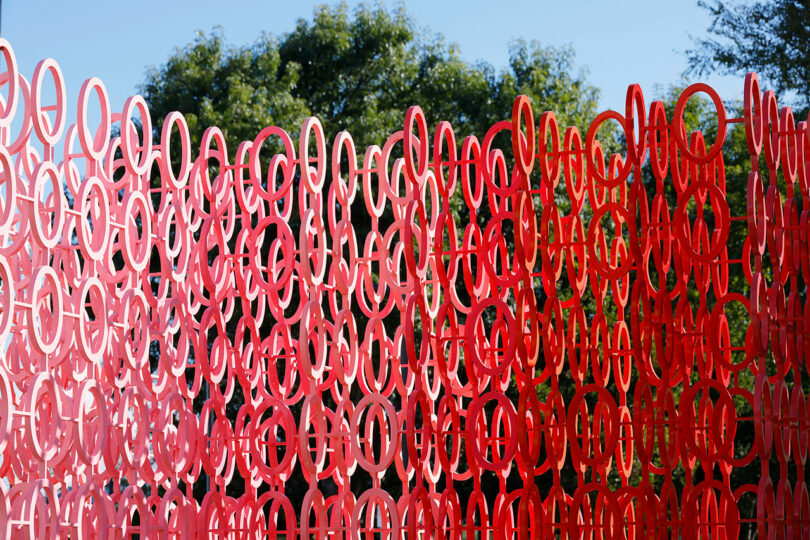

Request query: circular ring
[
  {"left": 512, "top": 95, "right": 536, "bottom": 176},
  {"left": 467, "top": 391, "right": 518, "bottom": 471},
  {"left": 350, "top": 393, "right": 398, "bottom": 475},
  {"left": 30, "top": 57, "right": 66, "bottom": 146},
  {"left": 586, "top": 202, "right": 637, "bottom": 279},
  {"left": 27, "top": 265, "right": 64, "bottom": 355},
  {"left": 120, "top": 94, "right": 153, "bottom": 176},
  {"left": 673, "top": 180, "right": 730, "bottom": 263},
  {"left": 672, "top": 82, "right": 727, "bottom": 165},
  {"left": 404, "top": 105, "right": 429, "bottom": 187},
  {"left": 300, "top": 116, "right": 327, "bottom": 194},
  {"left": 77, "top": 77, "right": 110, "bottom": 161},
  {"left": 160, "top": 111, "right": 191, "bottom": 189},
  {"left": 76, "top": 176, "right": 111, "bottom": 260},
  {"left": 28, "top": 161, "right": 66, "bottom": 249},
  {"left": 0, "top": 39, "right": 19, "bottom": 128}
]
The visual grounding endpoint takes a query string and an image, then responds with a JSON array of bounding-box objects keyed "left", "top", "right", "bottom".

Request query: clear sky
[{"left": 3, "top": 0, "right": 743, "bottom": 121}]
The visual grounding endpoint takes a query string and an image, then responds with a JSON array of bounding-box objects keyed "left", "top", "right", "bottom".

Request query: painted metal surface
[{"left": 0, "top": 39, "right": 805, "bottom": 537}]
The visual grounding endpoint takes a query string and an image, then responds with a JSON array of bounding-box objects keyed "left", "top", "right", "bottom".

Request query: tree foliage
[
  {"left": 687, "top": 0, "right": 810, "bottom": 112},
  {"left": 141, "top": 3, "right": 600, "bottom": 155}
]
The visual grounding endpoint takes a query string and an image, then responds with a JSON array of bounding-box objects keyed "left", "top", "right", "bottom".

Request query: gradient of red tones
[{"left": 0, "top": 37, "right": 804, "bottom": 538}]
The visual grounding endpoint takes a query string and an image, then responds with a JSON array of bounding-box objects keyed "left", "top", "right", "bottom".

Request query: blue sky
[{"left": 3, "top": 0, "right": 742, "bottom": 119}]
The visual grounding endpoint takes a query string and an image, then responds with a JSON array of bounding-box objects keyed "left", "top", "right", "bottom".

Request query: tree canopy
[
  {"left": 687, "top": 0, "right": 810, "bottom": 112},
  {"left": 140, "top": 3, "right": 600, "bottom": 155}
]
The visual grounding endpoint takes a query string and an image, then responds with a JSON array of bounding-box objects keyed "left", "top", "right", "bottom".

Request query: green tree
[
  {"left": 141, "top": 5, "right": 598, "bottom": 157},
  {"left": 687, "top": 0, "right": 810, "bottom": 112}
]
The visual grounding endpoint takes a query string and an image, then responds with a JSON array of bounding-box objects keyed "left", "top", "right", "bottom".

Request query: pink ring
[
  {"left": 30, "top": 57, "right": 66, "bottom": 146},
  {"left": 120, "top": 95, "right": 153, "bottom": 175},
  {"left": 0, "top": 39, "right": 19, "bottom": 128},
  {"left": 77, "top": 77, "right": 110, "bottom": 161}
]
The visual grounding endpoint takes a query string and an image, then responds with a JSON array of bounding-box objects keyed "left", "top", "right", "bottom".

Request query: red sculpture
[{"left": 0, "top": 37, "right": 805, "bottom": 538}]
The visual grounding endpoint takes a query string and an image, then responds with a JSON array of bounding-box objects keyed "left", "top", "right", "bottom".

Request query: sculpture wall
[{"left": 0, "top": 38, "right": 806, "bottom": 537}]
